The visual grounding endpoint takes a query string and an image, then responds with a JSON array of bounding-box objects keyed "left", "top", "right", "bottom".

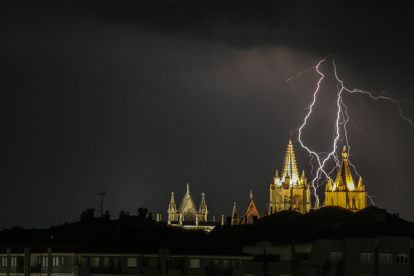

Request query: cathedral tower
[
  {"left": 325, "top": 145, "right": 366, "bottom": 211},
  {"left": 269, "top": 134, "right": 311, "bottom": 214}
]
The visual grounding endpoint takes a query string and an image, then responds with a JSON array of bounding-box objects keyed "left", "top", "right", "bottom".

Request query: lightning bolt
[{"left": 288, "top": 56, "right": 412, "bottom": 207}]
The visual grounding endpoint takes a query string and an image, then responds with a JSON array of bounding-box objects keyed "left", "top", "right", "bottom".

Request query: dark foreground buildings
[{"left": 1, "top": 206, "right": 414, "bottom": 276}]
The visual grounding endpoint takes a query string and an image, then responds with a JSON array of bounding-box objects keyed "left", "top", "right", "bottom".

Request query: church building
[
  {"left": 269, "top": 135, "right": 311, "bottom": 214},
  {"left": 167, "top": 184, "right": 220, "bottom": 232},
  {"left": 325, "top": 145, "right": 367, "bottom": 210}
]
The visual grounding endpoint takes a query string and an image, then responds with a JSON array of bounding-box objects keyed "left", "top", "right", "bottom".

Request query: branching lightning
[{"left": 288, "top": 56, "right": 412, "bottom": 207}]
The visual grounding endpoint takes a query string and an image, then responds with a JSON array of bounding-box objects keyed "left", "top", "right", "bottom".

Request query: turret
[
  {"left": 199, "top": 192, "right": 208, "bottom": 222},
  {"left": 326, "top": 177, "right": 333, "bottom": 191},
  {"left": 167, "top": 192, "right": 177, "bottom": 223},
  {"left": 231, "top": 202, "right": 239, "bottom": 225}
]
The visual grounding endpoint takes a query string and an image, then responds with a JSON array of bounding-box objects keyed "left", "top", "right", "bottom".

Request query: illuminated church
[
  {"left": 167, "top": 184, "right": 221, "bottom": 231},
  {"left": 325, "top": 145, "right": 366, "bottom": 210},
  {"left": 268, "top": 135, "right": 311, "bottom": 214},
  {"left": 166, "top": 137, "right": 367, "bottom": 229}
]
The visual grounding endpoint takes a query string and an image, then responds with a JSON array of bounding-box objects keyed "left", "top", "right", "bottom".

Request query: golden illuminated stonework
[
  {"left": 324, "top": 145, "right": 366, "bottom": 211},
  {"left": 167, "top": 184, "right": 218, "bottom": 232},
  {"left": 269, "top": 134, "right": 311, "bottom": 214}
]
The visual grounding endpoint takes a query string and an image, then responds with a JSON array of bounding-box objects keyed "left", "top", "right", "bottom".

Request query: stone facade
[
  {"left": 269, "top": 136, "right": 311, "bottom": 214},
  {"left": 325, "top": 145, "right": 367, "bottom": 211}
]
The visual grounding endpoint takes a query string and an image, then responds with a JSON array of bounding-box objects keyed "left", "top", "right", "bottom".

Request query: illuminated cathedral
[
  {"left": 167, "top": 137, "right": 367, "bottom": 229},
  {"left": 324, "top": 145, "right": 367, "bottom": 210},
  {"left": 268, "top": 135, "right": 311, "bottom": 214}
]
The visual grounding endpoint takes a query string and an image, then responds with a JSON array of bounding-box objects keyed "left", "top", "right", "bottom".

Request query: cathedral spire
[
  {"left": 326, "top": 177, "right": 333, "bottom": 191},
  {"left": 281, "top": 133, "right": 299, "bottom": 185},
  {"left": 334, "top": 145, "right": 355, "bottom": 191},
  {"left": 199, "top": 192, "right": 208, "bottom": 221},
  {"left": 168, "top": 192, "right": 177, "bottom": 212},
  {"left": 231, "top": 202, "right": 239, "bottom": 225}
]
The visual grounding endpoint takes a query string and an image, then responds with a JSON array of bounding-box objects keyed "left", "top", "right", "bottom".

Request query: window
[
  {"left": 231, "top": 260, "right": 237, "bottom": 268},
  {"left": 61, "top": 257, "right": 64, "bottom": 266},
  {"left": 396, "top": 254, "right": 408, "bottom": 263},
  {"left": 90, "top": 257, "right": 99, "bottom": 267},
  {"left": 52, "top": 257, "right": 59, "bottom": 267},
  {"left": 330, "top": 252, "right": 343, "bottom": 262},
  {"left": 223, "top": 260, "right": 229, "bottom": 269},
  {"left": 1, "top": 257, "right": 7, "bottom": 268},
  {"left": 190, "top": 259, "right": 200, "bottom": 269},
  {"left": 127, "top": 258, "right": 137, "bottom": 268},
  {"left": 380, "top": 254, "right": 392, "bottom": 264},
  {"left": 214, "top": 260, "right": 219, "bottom": 268},
  {"left": 103, "top": 258, "right": 109, "bottom": 268},
  {"left": 42, "top": 257, "right": 48, "bottom": 268},
  {"left": 11, "top": 257, "right": 17, "bottom": 268},
  {"left": 361, "top": 253, "right": 373, "bottom": 263}
]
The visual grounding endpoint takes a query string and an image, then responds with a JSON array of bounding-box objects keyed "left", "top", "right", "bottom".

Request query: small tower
[
  {"left": 199, "top": 192, "right": 208, "bottom": 222},
  {"left": 325, "top": 145, "right": 367, "bottom": 211},
  {"left": 231, "top": 202, "right": 239, "bottom": 225},
  {"left": 269, "top": 133, "right": 311, "bottom": 214},
  {"left": 240, "top": 190, "right": 260, "bottom": 224},
  {"left": 167, "top": 192, "right": 178, "bottom": 223}
]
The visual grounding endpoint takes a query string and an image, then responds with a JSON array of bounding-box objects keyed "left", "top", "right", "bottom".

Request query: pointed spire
[
  {"left": 301, "top": 170, "right": 305, "bottom": 178},
  {"left": 250, "top": 190, "right": 253, "bottom": 199},
  {"left": 334, "top": 145, "right": 355, "bottom": 191},
  {"left": 281, "top": 133, "right": 300, "bottom": 185},
  {"left": 200, "top": 192, "right": 208, "bottom": 217},
  {"left": 187, "top": 183, "right": 189, "bottom": 193},
  {"left": 357, "top": 177, "right": 362, "bottom": 188},
  {"left": 167, "top": 191, "right": 177, "bottom": 223},
  {"left": 326, "top": 177, "right": 333, "bottom": 191},
  {"left": 231, "top": 202, "right": 239, "bottom": 225},
  {"left": 168, "top": 192, "right": 177, "bottom": 211},
  {"left": 264, "top": 203, "right": 269, "bottom": 217},
  {"left": 275, "top": 170, "right": 279, "bottom": 178}
]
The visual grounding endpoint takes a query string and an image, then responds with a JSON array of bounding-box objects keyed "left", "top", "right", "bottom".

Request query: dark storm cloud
[
  {"left": 80, "top": 0, "right": 295, "bottom": 48},
  {"left": 1, "top": 0, "right": 414, "bottom": 229}
]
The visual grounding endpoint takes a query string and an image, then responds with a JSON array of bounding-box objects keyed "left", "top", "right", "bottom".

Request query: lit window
[
  {"left": 396, "top": 254, "right": 408, "bottom": 263},
  {"left": 330, "top": 252, "right": 343, "bottom": 262},
  {"left": 42, "top": 257, "right": 48, "bottom": 268},
  {"left": 11, "top": 257, "right": 17, "bottom": 268},
  {"left": 127, "top": 258, "right": 137, "bottom": 268},
  {"left": 190, "top": 259, "right": 200, "bottom": 269},
  {"left": 380, "top": 254, "right": 392, "bottom": 264},
  {"left": 360, "top": 253, "right": 373, "bottom": 263},
  {"left": 52, "top": 257, "right": 59, "bottom": 267},
  {"left": 1, "top": 257, "right": 7, "bottom": 268}
]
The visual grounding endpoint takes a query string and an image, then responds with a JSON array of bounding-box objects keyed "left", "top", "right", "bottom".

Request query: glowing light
[{"left": 288, "top": 56, "right": 413, "bottom": 205}]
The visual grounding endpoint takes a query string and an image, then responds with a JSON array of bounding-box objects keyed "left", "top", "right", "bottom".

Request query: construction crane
[{"left": 94, "top": 191, "right": 105, "bottom": 217}]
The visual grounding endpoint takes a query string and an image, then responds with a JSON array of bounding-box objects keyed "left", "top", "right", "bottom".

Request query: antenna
[{"left": 94, "top": 191, "right": 105, "bottom": 217}]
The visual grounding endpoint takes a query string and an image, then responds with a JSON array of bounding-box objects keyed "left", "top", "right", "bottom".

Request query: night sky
[{"left": 1, "top": 0, "right": 414, "bottom": 229}]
